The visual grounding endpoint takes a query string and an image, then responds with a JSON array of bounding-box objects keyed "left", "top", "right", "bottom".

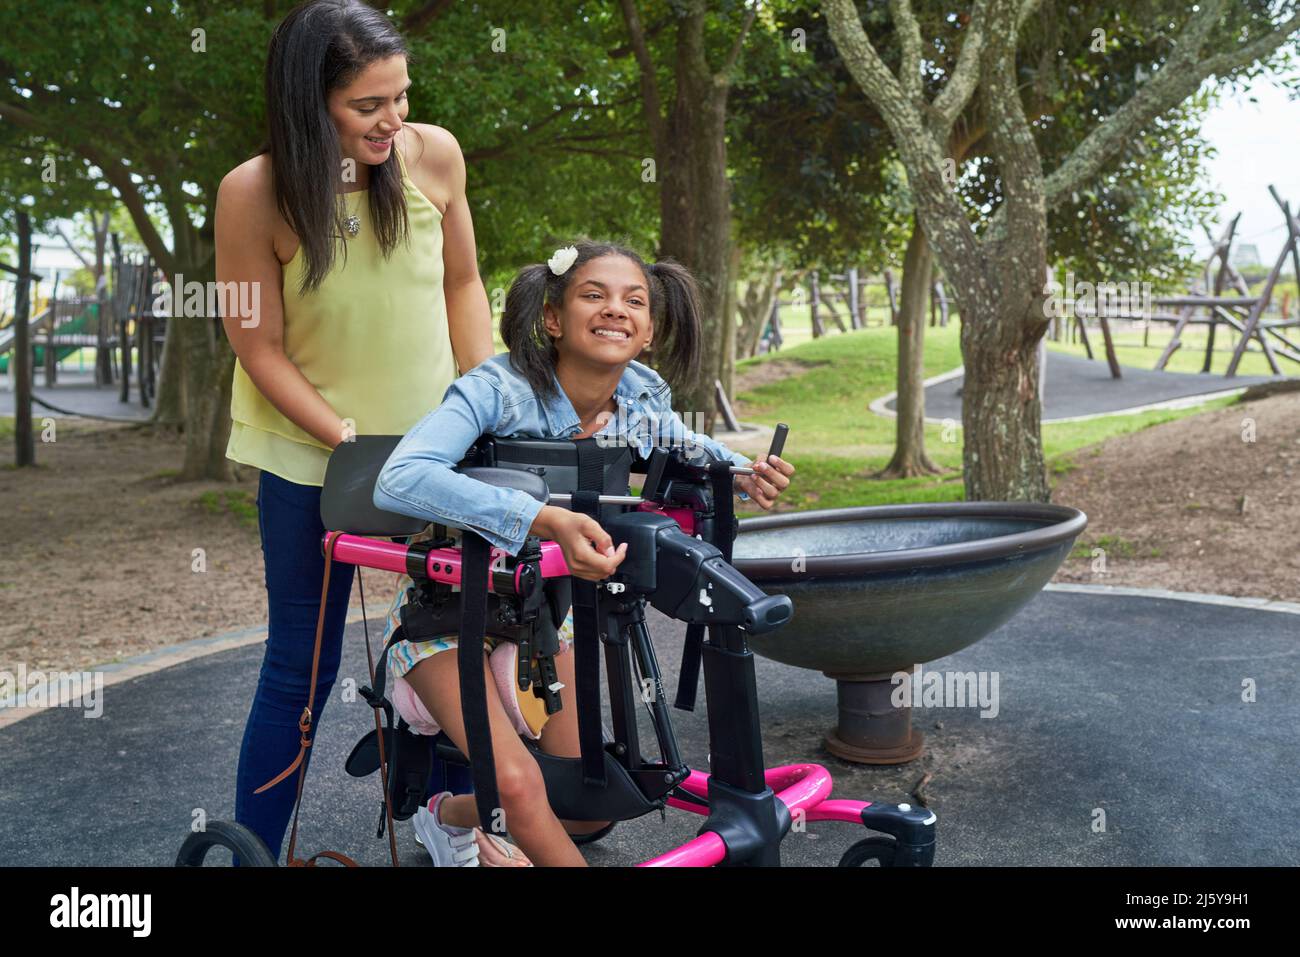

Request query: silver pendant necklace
[{"left": 344, "top": 214, "right": 360, "bottom": 238}]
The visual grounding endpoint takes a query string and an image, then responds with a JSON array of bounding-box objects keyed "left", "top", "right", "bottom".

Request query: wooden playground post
[
  {"left": 1225, "top": 186, "right": 1298, "bottom": 377},
  {"left": 714, "top": 379, "right": 741, "bottom": 432},
  {"left": 1096, "top": 310, "right": 1122, "bottom": 379},
  {"left": 809, "top": 271, "right": 826, "bottom": 338},
  {"left": 13, "top": 212, "right": 34, "bottom": 467},
  {"left": 847, "top": 267, "right": 861, "bottom": 330},
  {"left": 883, "top": 269, "right": 900, "bottom": 325},
  {"left": 934, "top": 279, "right": 949, "bottom": 327},
  {"left": 1199, "top": 215, "right": 1242, "bottom": 372},
  {"left": 43, "top": 275, "right": 60, "bottom": 387},
  {"left": 95, "top": 268, "right": 112, "bottom": 387}
]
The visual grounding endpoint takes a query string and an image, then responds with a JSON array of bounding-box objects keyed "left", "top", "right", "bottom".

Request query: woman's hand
[
  {"left": 734, "top": 454, "right": 795, "bottom": 510},
  {"left": 529, "top": 505, "right": 627, "bottom": 582}
]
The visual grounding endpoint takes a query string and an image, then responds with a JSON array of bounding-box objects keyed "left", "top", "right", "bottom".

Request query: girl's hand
[
  {"left": 735, "top": 454, "right": 794, "bottom": 510},
  {"left": 530, "top": 505, "right": 627, "bottom": 582}
]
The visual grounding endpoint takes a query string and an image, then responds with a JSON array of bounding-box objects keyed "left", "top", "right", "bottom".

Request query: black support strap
[
  {"left": 457, "top": 531, "right": 503, "bottom": 835},
  {"left": 674, "top": 459, "right": 737, "bottom": 711},
  {"left": 571, "top": 438, "right": 608, "bottom": 786}
]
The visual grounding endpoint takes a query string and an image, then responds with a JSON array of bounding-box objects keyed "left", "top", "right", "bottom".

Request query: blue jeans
[{"left": 234, "top": 470, "right": 470, "bottom": 863}]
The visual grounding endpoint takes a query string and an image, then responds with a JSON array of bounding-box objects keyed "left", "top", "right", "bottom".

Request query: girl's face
[
  {"left": 327, "top": 54, "right": 410, "bottom": 171},
  {"left": 544, "top": 255, "right": 654, "bottom": 370}
]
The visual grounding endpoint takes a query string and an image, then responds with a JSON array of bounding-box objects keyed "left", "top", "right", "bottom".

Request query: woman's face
[
  {"left": 544, "top": 254, "right": 654, "bottom": 371},
  {"left": 327, "top": 54, "right": 410, "bottom": 170}
]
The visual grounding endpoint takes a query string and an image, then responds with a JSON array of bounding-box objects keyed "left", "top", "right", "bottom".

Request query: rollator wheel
[
  {"left": 568, "top": 821, "right": 616, "bottom": 846},
  {"left": 175, "top": 820, "right": 278, "bottom": 867},
  {"left": 837, "top": 836, "right": 898, "bottom": 868}
]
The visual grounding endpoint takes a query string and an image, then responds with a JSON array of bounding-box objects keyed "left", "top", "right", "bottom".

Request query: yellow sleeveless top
[{"left": 226, "top": 143, "right": 457, "bottom": 486}]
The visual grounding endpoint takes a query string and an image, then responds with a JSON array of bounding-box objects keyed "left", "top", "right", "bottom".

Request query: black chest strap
[{"left": 571, "top": 437, "right": 609, "bottom": 787}]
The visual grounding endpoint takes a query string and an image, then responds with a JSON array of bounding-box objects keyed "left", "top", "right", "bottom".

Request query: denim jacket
[{"left": 372, "top": 353, "right": 751, "bottom": 554}]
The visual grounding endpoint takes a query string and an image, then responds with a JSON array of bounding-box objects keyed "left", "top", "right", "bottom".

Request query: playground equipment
[
  {"left": 1064, "top": 186, "right": 1300, "bottom": 380},
  {"left": 2, "top": 231, "right": 163, "bottom": 405},
  {"left": 177, "top": 425, "right": 940, "bottom": 868},
  {"left": 732, "top": 503, "right": 1086, "bottom": 764}
]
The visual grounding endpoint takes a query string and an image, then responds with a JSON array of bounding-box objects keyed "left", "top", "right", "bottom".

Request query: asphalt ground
[
  {"left": 1, "top": 589, "right": 1296, "bottom": 867},
  {"left": 883, "top": 352, "right": 1284, "bottom": 422}
]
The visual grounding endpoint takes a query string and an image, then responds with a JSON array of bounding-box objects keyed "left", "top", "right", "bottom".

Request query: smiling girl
[{"left": 372, "top": 241, "right": 795, "bottom": 866}]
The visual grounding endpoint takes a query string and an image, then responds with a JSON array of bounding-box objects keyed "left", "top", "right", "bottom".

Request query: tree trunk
[
  {"left": 657, "top": 68, "right": 731, "bottom": 433},
  {"left": 878, "top": 219, "right": 941, "bottom": 478},
  {"left": 959, "top": 296, "right": 1050, "bottom": 502},
  {"left": 165, "top": 220, "right": 235, "bottom": 482},
  {"left": 206, "top": 337, "right": 237, "bottom": 477},
  {"left": 719, "top": 240, "right": 741, "bottom": 401},
  {"left": 151, "top": 315, "right": 186, "bottom": 426},
  {"left": 93, "top": 211, "right": 113, "bottom": 387}
]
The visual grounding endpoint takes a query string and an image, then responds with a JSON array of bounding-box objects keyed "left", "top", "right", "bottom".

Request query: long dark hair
[
  {"left": 500, "top": 240, "right": 702, "bottom": 400},
  {"left": 260, "top": 0, "right": 411, "bottom": 296}
]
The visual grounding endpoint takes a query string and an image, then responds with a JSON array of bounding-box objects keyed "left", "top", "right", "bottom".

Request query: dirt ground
[
  {"left": 0, "top": 420, "right": 382, "bottom": 677},
  {"left": 1, "top": 392, "right": 1296, "bottom": 676},
  {"left": 1052, "top": 391, "right": 1300, "bottom": 602}
]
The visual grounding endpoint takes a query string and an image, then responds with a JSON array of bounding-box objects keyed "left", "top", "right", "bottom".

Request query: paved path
[
  {"left": 0, "top": 371, "right": 153, "bottom": 423},
  {"left": 1, "top": 590, "right": 1296, "bottom": 867},
  {"left": 880, "top": 352, "right": 1286, "bottom": 423}
]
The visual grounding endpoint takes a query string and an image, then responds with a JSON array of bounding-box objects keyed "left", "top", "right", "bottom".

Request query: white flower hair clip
[{"left": 548, "top": 245, "right": 579, "bottom": 276}]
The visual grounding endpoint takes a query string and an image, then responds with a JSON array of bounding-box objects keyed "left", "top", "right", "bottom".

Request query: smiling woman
[{"left": 212, "top": 0, "right": 494, "bottom": 866}]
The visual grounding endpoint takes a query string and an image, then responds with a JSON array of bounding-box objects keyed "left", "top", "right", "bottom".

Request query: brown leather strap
[
  {"left": 255, "top": 529, "right": 344, "bottom": 798},
  {"left": 289, "top": 850, "right": 362, "bottom": 868},
  {"left": 254, "top": 530, "right": 405, "bottom": 867}
]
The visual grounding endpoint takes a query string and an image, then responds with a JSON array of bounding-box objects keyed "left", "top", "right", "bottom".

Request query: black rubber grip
[{"left": 767, "top": 423, "right": 789, "bottom": 461}]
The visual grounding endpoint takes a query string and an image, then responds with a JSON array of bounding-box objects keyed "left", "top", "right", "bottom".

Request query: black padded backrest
[{"left": 320, "top": 435, "right": 426, "bottom": 537}]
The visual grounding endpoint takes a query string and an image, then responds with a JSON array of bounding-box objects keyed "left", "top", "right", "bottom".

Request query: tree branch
[
  {"left": 54, "top": 226, "right": 92, "bottom": 271},
  {"left": 890, "top": 0, "right": 924, "bottom": 103},
  {"left": 75, "top": 142, "right": 176, "bottom": 275},
  {"left": 931, "top": 0, "right": 989, "bottom": 129},
  {"left": 823, "top": 0, "right": 982, "bottom": 269},
  {"left": 618, "top": 0, "right": 667, "bottom": 155},
  {"left": 822, "top": 0, "right": 910, "bottom": 124},
  {"left": 1017, "top": 0, "right": 1043, "bottom": 30},
  {"left": 1042, "top": 0, "right": 1300, "bottom": 208},
  {"left": 980, "top": 0, "right": 1047, "bottom": 291},
  {"left": 718, "top": 6, "right": 759, "bottom": 84}
]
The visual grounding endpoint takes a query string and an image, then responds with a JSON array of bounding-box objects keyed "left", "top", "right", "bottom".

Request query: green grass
[
  {"left": 732, "top": 323, "right": 1247, "bottom": 510},
  {"left": 196, "top": 489, "right": 259, "bottom": 531}
]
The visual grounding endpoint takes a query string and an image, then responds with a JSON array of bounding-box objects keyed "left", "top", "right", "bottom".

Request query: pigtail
[
  {"left": 646, "top": 259, "right": 702, "bottom": 391},
  {"left": 500, "top": 263, "right": 561, "bottom": 399}
]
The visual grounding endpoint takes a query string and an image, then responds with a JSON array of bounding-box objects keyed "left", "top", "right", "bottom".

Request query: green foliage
[
  {"left": 730, "top": 2, "right": 909, "bottom": 267},
  {"left": 0, "top": 1, "right": 662, "bottom": 278}
]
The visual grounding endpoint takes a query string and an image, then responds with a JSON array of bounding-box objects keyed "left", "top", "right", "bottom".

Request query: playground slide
[{"left": 0, "top": 304, "right": 97, "bottom": 374}]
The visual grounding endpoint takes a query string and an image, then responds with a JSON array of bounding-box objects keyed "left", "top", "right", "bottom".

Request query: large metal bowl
[{"left": 732, "top": 503, "right": 1087, "bottom": 762}]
